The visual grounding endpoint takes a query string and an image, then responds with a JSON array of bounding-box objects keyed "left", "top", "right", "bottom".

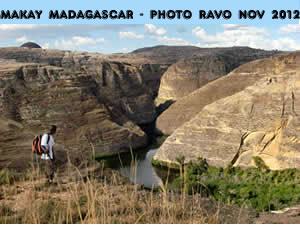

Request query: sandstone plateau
[
  {"left": 154, "top": 52, "right": 300, "bottom": 170},
  {"left": 0, "top": 45, "right": 280, "bottom": 170},
  {"left": 156, "top": 52, "right": 288, "bottom": 135},
  {"left": 157, "top": 47, "right": 278, "bottom": 103}
]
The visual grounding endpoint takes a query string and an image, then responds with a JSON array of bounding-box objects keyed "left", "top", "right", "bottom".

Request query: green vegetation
[
  {"left": 173, "top": 157, "right": 300, "bottom": 212},
  {"left": 0, "top": 169, "right": 18, "bottom": 185}
]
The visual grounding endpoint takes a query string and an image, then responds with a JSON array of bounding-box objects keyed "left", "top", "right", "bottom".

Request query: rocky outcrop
[
  {"left": 20, "top": 42, "right": 42, "bottom": 49},
  {"left": 255, "top": 206, "right": 300, "bottom": 224},
  {"left": 156, "top": 53, "right": 289, "bottom": 135},
  {"left": 0, "top": 46, "right": 173, "bottom": 170},
  {"left": 0, "top": 60, "right": 150, "bottom": 170},
  {"left": 154, "top": 52, "right": 300, "bottom": 170},
  {"left": 0, "top": 48, "right": 169, "bottom": 124},
  {"left": 157, "top": 47, "right": 280, "bottom": 103}
]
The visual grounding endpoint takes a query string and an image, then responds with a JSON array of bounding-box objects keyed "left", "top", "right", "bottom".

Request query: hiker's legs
[
  {"left": 50, "top": 160, "right": 56, "bottom": 181},
  {"left": 33, "top": 153, "right": 41, "bottom": 173},
  {"left": 45, "top": 160, "right": 56, "bottom": 182}
]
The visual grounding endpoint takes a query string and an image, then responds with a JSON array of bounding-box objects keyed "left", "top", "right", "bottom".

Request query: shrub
[{"left": 173, "top": 159, "right": 300, "bottom": 212}]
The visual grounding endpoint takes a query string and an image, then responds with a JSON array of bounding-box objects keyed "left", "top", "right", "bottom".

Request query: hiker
[{"left": 40, "top": 125, "right": 57, "bottom": 183}]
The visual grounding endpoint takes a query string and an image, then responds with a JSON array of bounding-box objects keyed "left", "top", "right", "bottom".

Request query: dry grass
[{"left": 0, "top": 162, "right": 223, "bottom": 224}]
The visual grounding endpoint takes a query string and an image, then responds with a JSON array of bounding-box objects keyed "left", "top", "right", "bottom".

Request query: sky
[{"left": 0, "top": 24, "right": 299, "bottom": 53}]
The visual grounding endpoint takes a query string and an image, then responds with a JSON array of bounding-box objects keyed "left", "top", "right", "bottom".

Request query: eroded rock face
[
  {"left": 0, "top": 48, "right": 168, "bottom": 125},
  {"left": 157, "top": 48, "right": 279, "bottom": 103},
  {"left": 156, "top": 53, "right": 291, "bottom": 135},
  {"left": 0, "top": 47, "right": 168, "bottom": 170},
  {"left": 154, "top": 52, "right": 300, "bottom": 170}
]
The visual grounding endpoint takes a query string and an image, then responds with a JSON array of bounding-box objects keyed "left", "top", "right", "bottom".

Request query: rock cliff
[
  {"left": 0, "top": 47, "right": 168, "bottom": 124},
  {"left": 157, "top": 47, "right": 279, "bottom": 103},
  {"left": 0, "top": 60, "right": 149, "bottom": 169},
  {"left": 154, "top": 52, "right": 300, "bottom": 170},
  {"left": 156, "top": 53, "right": 289, "bottom": 135}
]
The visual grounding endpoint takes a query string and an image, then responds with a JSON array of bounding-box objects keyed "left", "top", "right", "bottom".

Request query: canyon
[{"left": 0, "top": 44, "right": 290, "bottom": 171}]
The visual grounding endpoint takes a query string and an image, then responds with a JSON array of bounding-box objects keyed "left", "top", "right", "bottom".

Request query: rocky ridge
[{"left": 154, "top": 52, "right": 300, "bottom": 170}]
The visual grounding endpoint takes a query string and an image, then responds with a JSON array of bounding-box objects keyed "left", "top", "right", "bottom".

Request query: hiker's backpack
[{"left": 32, "top": 134, "right": 50, "bottom": 155}]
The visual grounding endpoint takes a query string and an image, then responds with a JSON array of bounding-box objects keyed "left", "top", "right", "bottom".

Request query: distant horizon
[
  {"left": 0, "top": 43, "right": 291, "bottom": 55},
  {"left": 0, "top": 24, "right": 299, "bottom": 53}
]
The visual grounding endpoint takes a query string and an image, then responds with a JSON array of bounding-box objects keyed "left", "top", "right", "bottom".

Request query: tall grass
[{"left": 0, "top": 159, "right": 220, "bottom": 224}]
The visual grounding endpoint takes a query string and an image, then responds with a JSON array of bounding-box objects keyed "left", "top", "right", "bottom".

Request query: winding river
[{"left": 99, "top": 136, "right": 174, "bottom": 189}]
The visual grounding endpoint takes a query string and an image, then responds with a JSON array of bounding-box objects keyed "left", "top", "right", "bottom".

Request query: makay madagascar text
[{"left": 0, "top": 9, "right": 299, "bottom": 20}]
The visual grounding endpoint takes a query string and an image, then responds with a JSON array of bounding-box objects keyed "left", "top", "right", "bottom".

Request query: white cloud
[
  {"left": 192, "top": 25, "right": 299, "bottom": 50},
  {"left": 222, "top": 24, "right": 252, "bottom": 31},
  {"left": 16, "top": 36, "right": 31, "bottom": 43},
  {"left": 144, "top": 24, "right": 167, "bottom": 36},
  {"left": 0, "top": 24, "right": 39, "bottom": 31},
  {"left": 0, "top": 24, "right": 140, "bottom": 42},
  {"left": 279, "top": 24, "right": 300, "bottom": 33},
  {"left": 271, "top": 37, "right": 300, "bottom": 50},
  {"left": 0, "top": 24, "right": 137, "bottom": 32},
  {"left": 119, "top": 31, "right": 144, "bottom": 39},
  {"left": 72, "top": 36, "right": 104, "bottom": 46},
  {"left": 42, "top": 43, "right": 50, "bottom": 49},
  {"left": 52, "top": 36, "right": 105, "bottom": 50},
  {"left": 121, "top": 47, "right": 130, "bottom": 53},
  {"left": 193, "top": 25, "right": 268, "bottom": 46},
  {"left": 155, "top": 36, "right": 190, "bottom": 46}
]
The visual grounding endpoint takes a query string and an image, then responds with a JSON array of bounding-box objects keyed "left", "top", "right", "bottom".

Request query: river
[{"left": 98, "top": 136, "right": 175, "bottom": 189}]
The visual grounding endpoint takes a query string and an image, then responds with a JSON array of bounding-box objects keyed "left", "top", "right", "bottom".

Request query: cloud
[
  {"left": 120, "top": 47, "right": 130, "bottom": 53},
  {"left": 271, "top": 37, "right": 300, "bottom": 50},
  {"left": 279, "top": 24, "right": 300, "bottom": 33},
  {"left": 0, "top": 24, "right": 139, "bottom": 32},
  {"left": 222, "top": 24, "right": 252, "bottom": 31},
  {"left": 119, "top": 31, "right": 144, "bottom": 39},
  {"left": 52, "top": 36, "right": 105, "bottom": 50},
  {"left": 0, "top": 24, "right": 39, "bottom": 31},
  {"left": 72, "top": 36, "right": 105, "bottom": 46},
  {"left": 16, "top": 36, "right": 31, "bottom": 43},
  {"left": 42, "top": 43, "right": 50, "bottom": 49},
  {"left": 144, "top": 24, "right": 167, "bottom": 36},
  {"left": 0, "top": 24, "right": 141, "bottom": 41},
  {"left": 155, "top": 36, "right": 190, "bottom": 46},
  {"left": 192, "top": 25, "right": 299, "bottom": 50},
  {"left": 193, "top": 25, "right": 268, "bottom": 45}
]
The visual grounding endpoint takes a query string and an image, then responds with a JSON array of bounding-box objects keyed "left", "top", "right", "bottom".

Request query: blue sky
[{"left": 0, "top": 24, "right": 299, "bottom": 53}]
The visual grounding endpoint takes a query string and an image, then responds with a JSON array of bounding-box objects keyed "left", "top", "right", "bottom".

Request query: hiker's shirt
[{"left": 41, "top": 134, "right": 55, "bottom": 160}]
